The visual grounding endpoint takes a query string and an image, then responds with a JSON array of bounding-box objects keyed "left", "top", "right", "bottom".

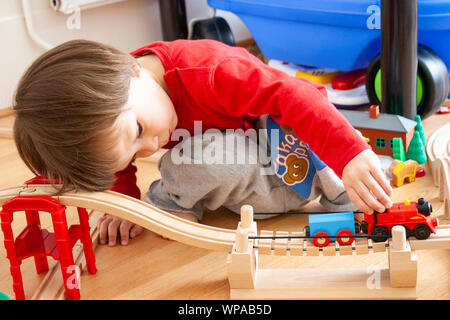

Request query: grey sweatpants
[{"left": 146, "top": 125, "right": 357, "bottom": 221}]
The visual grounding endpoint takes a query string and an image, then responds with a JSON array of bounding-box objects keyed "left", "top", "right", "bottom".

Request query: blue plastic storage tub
[{"left": 208, "top": 0, "right": 450, "bottom": 71}]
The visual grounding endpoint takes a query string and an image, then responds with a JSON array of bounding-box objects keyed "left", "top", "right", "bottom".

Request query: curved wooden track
[
  {"left": 426, "top": 122, "right": 450, "bottom": 184},
  {"left": 0, "top": 184, "right": 236, "bottom": 252},
  {"left": 425, "top": 122, "right": 450, "bottom": 218}
]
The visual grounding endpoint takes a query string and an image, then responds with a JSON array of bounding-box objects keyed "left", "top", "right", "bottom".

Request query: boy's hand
[
  {"left": 342, "top": 149, "right": 393, "bottom": 214},
  {"left": 98, "top": 214, "right": 144, "bottom": 246}
]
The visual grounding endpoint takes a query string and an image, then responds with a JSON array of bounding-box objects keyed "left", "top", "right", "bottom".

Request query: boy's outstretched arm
[{"left": 342, "top": 149, "right": 393, "bottom": 214}]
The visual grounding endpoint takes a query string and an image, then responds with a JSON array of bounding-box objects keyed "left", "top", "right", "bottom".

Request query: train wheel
[
  {"left": 354, "top": 222, "right": 361, "bottom": 234},
  {"left": 336, "top": 229, "right": 354, "bottom": 246},
  {"left": 413, "top": 224, "right": 431, "bottom": 240},
  {"left": 304, "top": 225, "right": 310, "bottom": 238},
  {"left": 370, "top": 226, "right": 389, "bottom": 242},
  {"left": 365, "top": 45, "right": 449, "bottom": 118},
  {"left": 361, "top": 221, "right": 369, "bottom": 234},
  {"left": 312, "top": 231, "right": 330, "bottom": 247}
]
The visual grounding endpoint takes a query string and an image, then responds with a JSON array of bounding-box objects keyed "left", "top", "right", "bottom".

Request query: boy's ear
[{"left": 131, "top": 63, "right": 141, "bottom": 78}]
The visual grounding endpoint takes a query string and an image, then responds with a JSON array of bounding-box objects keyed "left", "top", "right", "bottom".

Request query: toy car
[
  {"left": 362, "top": 198, "right": 438, "bottom": 242},
  {"left": 304, "top": 198, "right": 437, "bottom": 247},
  {"left": 304, "top": 212, "right": 358, "bottom": 247}
]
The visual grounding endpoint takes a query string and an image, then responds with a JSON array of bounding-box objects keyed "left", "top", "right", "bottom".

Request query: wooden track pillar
[
  {"left": 227, "top": 205, "right": 257, "bottom": 289},
  {"left": 388, "top": 226, "right": 418, "bottom": 288}
]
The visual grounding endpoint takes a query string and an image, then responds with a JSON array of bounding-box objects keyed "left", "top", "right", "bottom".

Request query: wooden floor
[{"left": 0, "top": 111, "right": 449, "bottom": 300}]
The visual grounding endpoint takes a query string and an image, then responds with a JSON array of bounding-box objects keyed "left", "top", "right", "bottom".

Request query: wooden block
[
  {"left": 322, "top": 243, "right": 337, "bottom": 256},
  {"left": 258, "top": 243, "right": 272, "bottom": 255},
  {"left": 227, "top": 245, "right": 257, "bottom": 289},
  {"left": 372, "top": 241, "right": 388, "bottom": 253},
  {"left": 258, "top": 230, "right": 273, "bottom": 255},
  {"left": 230, "top": 268, "right": 417, "bottom": 300},
  {"left": 235, "top": 230, "right": 250, "bottom": 253},
  {"left": 259, "top": 230, "right": 273, "bottom": 239},
  {"left": 274, "top": 231, "right": 289, "bottom": 255},
  {"left": 389, "top": 243, "right": 418, "bottom": 288},
  {"left": 289, "top": 231, "right": 303, "bottom": 256},
  {"left": 338, "top": 242, "right": 353, "bottom": 256},
  {"left": 305, "top": 240, "right": 319, "bottom": 256},
  {"left": 355, "top": 239, "right": 369, "bottom": 255}
]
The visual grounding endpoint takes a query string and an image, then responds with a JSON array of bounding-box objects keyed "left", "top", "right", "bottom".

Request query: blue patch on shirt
[{"left": 266, "top": 115, "right": 327, "bottom": 198}]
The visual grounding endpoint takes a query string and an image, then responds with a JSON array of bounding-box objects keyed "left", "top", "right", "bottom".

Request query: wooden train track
[
  {"left": 426, "top": 122, "right": 450, "bottom": 218},
  {"left": 426, "top": 122, "right": 450, "bottom": 161},
  {"left": 0, "top": 184, "right": 236, "bottom": 252},
  {"left": 253, "top": 224, "right": 450, "bottom": 256},
  {"left": 1, "top": 184, "right": 448, "bottom": 258}
]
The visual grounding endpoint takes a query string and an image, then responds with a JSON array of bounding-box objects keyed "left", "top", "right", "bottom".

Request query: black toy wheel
[
  {"left": 414, "top": 224, "right": 431, "bottom": 240},
  {"left": 304, "top": 225, "right": 310, "bottom": 238},
  {"left": 365, "top": 45, "right": 449, "bottom": 118},
  {"left": 191, "top": 16, "right": 235, "bottom": 46},
  {"left": 354, "top": 222, "right": 361, "bottom": 234},
  {"left": 370, "top": 226, "right": 390, "bottom": 242},
  {"left": 361, "top": 221, "right": 369, "bottom": 235}
]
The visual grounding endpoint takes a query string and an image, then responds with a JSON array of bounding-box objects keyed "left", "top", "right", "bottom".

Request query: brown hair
[{"left": 13, "top": 39, "right": 137, "bottom": 195}]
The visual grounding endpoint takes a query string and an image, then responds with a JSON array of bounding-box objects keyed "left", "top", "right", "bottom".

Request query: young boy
[{"left": 12, "top": 39, "right": 392, "bottom": 246}]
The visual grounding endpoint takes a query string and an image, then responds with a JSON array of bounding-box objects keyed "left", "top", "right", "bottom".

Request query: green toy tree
[
  {"left": 414, "top": 115, "right": 426, "bottom": 146},
  {"left": 406, "top": 131, "right": 427, "bottom": 164},
  {"left": 392, "top": 137, "right": 406, "bottom": 161}
]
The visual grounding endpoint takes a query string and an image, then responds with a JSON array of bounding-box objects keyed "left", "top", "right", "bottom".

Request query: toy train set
[{"left": 303, "top": 198, "right": 438, "bottom": 247}]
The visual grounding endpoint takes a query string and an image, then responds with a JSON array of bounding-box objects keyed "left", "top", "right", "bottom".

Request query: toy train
[{"left": 304, "top": 198, "right": 438, "bottom": 247}]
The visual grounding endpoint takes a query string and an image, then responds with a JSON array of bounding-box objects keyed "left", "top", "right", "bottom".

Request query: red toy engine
[{"left": 361, "top": 198, "right": 438, "bottom": 242}]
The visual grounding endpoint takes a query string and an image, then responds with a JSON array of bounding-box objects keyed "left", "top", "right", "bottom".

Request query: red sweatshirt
[{"left": 112, "top": 39, "right": 369, "bottom": 199}]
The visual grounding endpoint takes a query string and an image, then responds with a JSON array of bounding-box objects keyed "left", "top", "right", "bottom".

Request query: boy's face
[{"left": 112, "top": 66, "right": 178, "bottom": 172}]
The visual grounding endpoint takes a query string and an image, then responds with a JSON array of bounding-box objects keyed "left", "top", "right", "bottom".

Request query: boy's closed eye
[
  {"left": 128, "top": 122, "right": 143, "bottom": 164},
  {"left": 137, "top": 122, "right": 143, "bottom": 138}
]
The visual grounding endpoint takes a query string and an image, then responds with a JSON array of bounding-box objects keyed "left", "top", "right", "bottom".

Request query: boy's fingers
[
  {"left": 354, "top": 181, "right": 385, "bottom": 213},
  {"left": 130, "top": 225, "right": 143, "bottom": 239},
  {"left": 347, "top": 187, "right": 373, "bottom": 214},
  {"left": 119, "top": 221, "right": 132, "bottom": 245},
  {"left": 363, "top": 174, "right": 393, "bottom": 210},
  {"left": 107, "top": 218, "right": 121, "bottom": 246},
  {"left": 97, "top": 214, "right": 108, "bottom": 228},
  {"left": 99, "top": 216, "right": 113, "bottom": 245},
  {"left": 371, "top": 167, "right": 393, "bottom": 197}
]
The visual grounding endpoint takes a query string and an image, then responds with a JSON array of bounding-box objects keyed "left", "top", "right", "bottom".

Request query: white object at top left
[{"left": 50, "top": 0, "right": 127, "bottom": 14}]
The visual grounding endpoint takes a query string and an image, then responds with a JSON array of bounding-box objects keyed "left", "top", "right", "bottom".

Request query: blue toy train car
[{"left": 304, "top": 212, "right": 358, "bottom": 247}]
